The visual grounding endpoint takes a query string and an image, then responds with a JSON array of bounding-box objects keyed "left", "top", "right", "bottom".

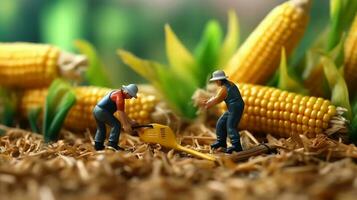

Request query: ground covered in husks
[{"left": 1, "top": 124, "right": 357, "bottom": 200}]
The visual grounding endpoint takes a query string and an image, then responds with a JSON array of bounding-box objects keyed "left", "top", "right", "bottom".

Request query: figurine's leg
[
  {"left": 211, "top": 112, "right": 228, "bottom": 149},
  {"left": 94, "top": 118, "right": 106, "bottom": 142},
  {"left": 105, "top": 115, "right": 123, "bottom": 150},
  {"left": 93, "top": 106, "right": 107, "bottom": 150},
  {"left": 226, "top": 106, "right": 244, "bottom": 154}
]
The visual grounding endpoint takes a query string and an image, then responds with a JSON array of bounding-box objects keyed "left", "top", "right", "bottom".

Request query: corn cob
[
  {"left": 224, "top": 0, "right": 310, "bottom": 84},
  {"left": 20, "top": 84, "right": 347, "bottom": 138},
  {"left": 19, "top": 86, "right": 158, "bottom": 131},
  {"left": 228, "top": 84, "right": 345, "bottom": 138},
  {"left": 0, "top": 43, "right": 60, "bottom": 88},
  {"left": 0, "top": 42, "right": 87, "bottom": 89},
  {"left": 194, "top": 83, "right": 347, "bottom": 139},
  {"left": 344, "top": 14, "right": 357, "bottom": 95}
]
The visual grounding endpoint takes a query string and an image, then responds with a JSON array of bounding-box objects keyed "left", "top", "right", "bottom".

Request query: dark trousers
[
  {"left": 93, "top": 105, "right": 121, "bottom": 144},
  {"left": 216, "top": 102, "right": 244, "bottom": 145}
]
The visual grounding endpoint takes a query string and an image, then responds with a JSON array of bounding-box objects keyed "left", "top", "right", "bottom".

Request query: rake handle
[
  {"left": 132, "top": 124, "right": 154, "bottom": 129},
  {"left": 176, "top": 145, "right": 217, "bottom": 162}
]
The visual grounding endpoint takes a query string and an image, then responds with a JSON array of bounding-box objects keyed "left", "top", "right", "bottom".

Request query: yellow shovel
[{"left": 133, "top": 123, "right": 217, "bottom": 161}]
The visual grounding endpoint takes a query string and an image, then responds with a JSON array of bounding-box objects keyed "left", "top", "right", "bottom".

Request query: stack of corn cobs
[{"left": 0, "top": 0, "right": 355, "bottom": 144}]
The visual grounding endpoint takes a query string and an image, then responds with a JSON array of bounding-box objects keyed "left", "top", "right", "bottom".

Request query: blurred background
[{"left": 0, "top": 0, "right": 329, "bottom": 87}]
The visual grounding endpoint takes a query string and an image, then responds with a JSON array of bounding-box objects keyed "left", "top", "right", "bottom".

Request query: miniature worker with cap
[
  {"left": 93, "top": 84, "right": 139, "bottom": 151},
  {"left": 199, "top": 70, "right": 245, "bottom": 153}
]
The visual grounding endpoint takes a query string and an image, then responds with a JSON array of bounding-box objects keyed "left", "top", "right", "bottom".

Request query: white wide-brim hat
[{"left": 209, "top": 70, "right": 228, "bottom": 81}]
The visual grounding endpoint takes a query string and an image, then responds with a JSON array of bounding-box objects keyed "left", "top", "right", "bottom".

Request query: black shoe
[
  {"left": 94, "top": 142, "right": 105, "bottom": 151},
  {"left": 108, "top": 141, "right": 124, "bottom": 151},
  {"left": 225, "top": 143, "right": 243, "bottom": 154},
  {"left": 210, "top": 141, "right": 227, "bottom": 150}
]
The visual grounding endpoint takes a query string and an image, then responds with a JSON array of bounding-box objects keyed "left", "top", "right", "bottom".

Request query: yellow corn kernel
[
  {"left": 18, "top": 88, "right": 48, "bottom": 117},
  {"left": 0, "top": 43, "right": 60, "bottom": 88},
  {"left": 217, "top": 83, "right": 343, "bottom": 138},
  {"left": 344, "top": 14, "right": 357, "bottom": 95},
  {"left": 224, "top": 0, "right": 310, "bottom": 84}
]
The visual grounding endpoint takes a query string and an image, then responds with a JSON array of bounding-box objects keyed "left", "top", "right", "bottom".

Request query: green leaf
[
  {"left": 118, "top": 49, "right": 164, "bottom": 90},
  {"left": 155, "top": 68, "right": 197, "bottom": 119},
  {"left": 194, "top": 20, "right": 223, "bottom": 87},
  {"left": 0, "top": 88, "right": 17, "bottom": 126},
  {"left": 46, "top": 91, "right": 76, "bottom": 142},
  {"left": 27, "top": 107, "right": 42, "bottom": 134},
  {"left": 74, "top": 39, "right": 113, "bottom": 87},
  {"left": 302, "top": 36, "right": 345, "bottom": 97},
  {"left": 165, "top": 24, "right": 197, "bottom": 82},
  {"left": 302, "top": 48, "right": 324, "bottom": 80},
  {"left": 119, "top": 49, "right": 197, "bottom": 119},
  {"left": 43, "top": 80, "right": 68, "bottom": 135},
  {"left": 327, "top": 34, "right": 345, "bottom": 67},
  {"left": 218, "top": 10, "right": 240, "bottom": 67},
  {"left": 302, "top": 49, "right": 330, "bottom": 98},
  {"left": 321, "top": 56, "right": 352, "bottom": 120},
  {"left": 43, "top": 79, "right": 76, "bottom": 142},
  {"left": 328, "top": 0, "right": 357, "bottom": 50},
  {"left": 120, "top": 51, "right": 197, "bottom": 118},
  {"left": 43, "top": 80, "right": 67, "bottom": 132},
  {"left": 278, "top": 48, "right": 308, "bottom": 94}
]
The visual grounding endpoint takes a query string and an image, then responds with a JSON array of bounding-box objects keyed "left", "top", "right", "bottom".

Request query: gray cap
[
  {"left": 209, "top": 70, "right": 228, "bottom": 81},
  {"left": 122, "top": 84, "right": 138, "bottom": 98}
]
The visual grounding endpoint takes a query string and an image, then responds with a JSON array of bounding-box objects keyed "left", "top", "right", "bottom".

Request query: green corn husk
[
  {"left": 328, "top": 0, "right": 357, "bottom": 50},
  {"left": 296, "top": 0, "right": 356, "bottom": 98},
  {"left": 278, "top": 48, "right": 308, "bottom": 95},
  {"left": 165, "top": 24, "right": 198, "bottom": 86},
  {"left": 118, "top": 50, "right": 197, "bottom": 118},
  {"left": 43, "top": 79, "right": 76, "bottom": 142},
  {"left": 321, "top": 55, "right": 352, "bottom": 120},
  {"left": 27, "top": 107, "right": 42, "bottom": 134},
  {"left": 218, "top": 10, "right": 240, "bottom": 67},
  {"left": 302, "top": 35, "right": 345, "bottom": 97},
  {"left": 118, "top": 12, "right": 240, "bottom": 119},
  {"left": 0, "top": 87, "right": 17, "bottom": 127},
  {"left": 194, "top": 20, "right": 223, "bottom": 87}
]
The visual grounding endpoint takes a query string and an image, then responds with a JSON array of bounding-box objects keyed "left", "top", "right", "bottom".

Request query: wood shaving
[{"left": 1, "top": 124, "right": 357, "bottom": 199}]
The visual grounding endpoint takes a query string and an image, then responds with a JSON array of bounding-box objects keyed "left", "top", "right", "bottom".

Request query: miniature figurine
[
  {"left": 93, "top": 84, "right": 139, "bottom": 151},
  {"left": 198, "top": 70, "right": 245, "bottom": 153}
]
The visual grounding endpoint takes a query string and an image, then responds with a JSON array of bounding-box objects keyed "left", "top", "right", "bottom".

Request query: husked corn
[
  {"left": 0, "top": 43, "right": 60, "bottom": 88},
  {"left": 215, "top": 83, "right": 340, "bottom": 138},
  {"left": 224, "top": 0, "right": 310, "bottom": 84},
  {"left": 19, "top": 86, "right": 158, "bottom": 132},
  {"left": 20, "top": 84, "right": 345, "bottom": 138}
]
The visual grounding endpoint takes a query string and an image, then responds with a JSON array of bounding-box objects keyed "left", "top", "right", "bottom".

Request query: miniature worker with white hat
[{"left": 199, "top": 70, "right": 245, "bottom": 153}]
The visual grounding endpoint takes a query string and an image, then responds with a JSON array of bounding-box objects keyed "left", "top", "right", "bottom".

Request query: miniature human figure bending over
[
  {"left": 199, "top": 70, "right": 245, "bottom": 153},
  {"left": 93, "top": 84, "right": 139, "bottom": 151}
]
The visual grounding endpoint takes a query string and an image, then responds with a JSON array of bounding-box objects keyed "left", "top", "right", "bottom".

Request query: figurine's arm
[
  {"left": 117, "top": 111, "right": 132, "bottom": 132},
  {"left": 205, "top": 87, "right": 227, "bottom": 109},
  {"left": 112, "top": 92, "right": 132, "bottom": 132}
]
